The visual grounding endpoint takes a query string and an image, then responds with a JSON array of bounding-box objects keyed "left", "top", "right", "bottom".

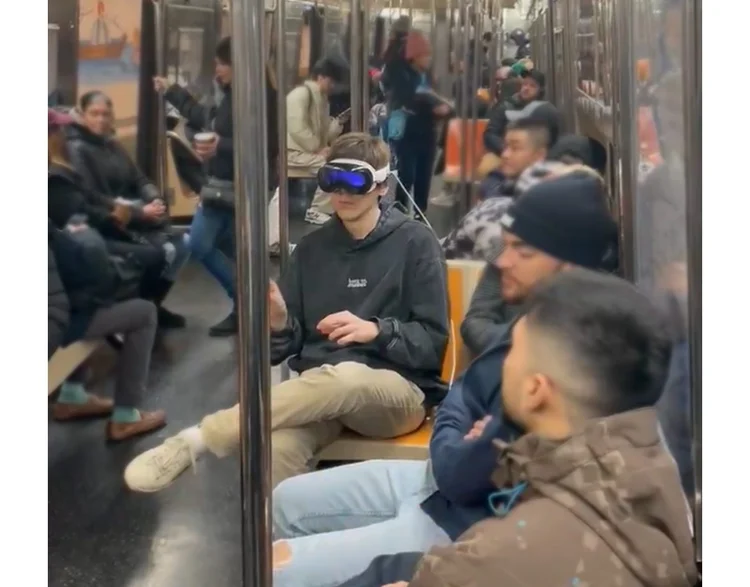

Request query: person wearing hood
[
  {"left": 221, "top": 175, "right": 618, "bottom": 587},
  {"left": 341, "top": 270, "right": 697, "bottom": 587},
  {"left": 123, "top": 133, "right": 448, "bottom": 498},
  {"left": 154, "top": 36, "right": 243, "bottom": 336},
  {"left": 63, "top": 92, "right": 189, "bottom": 329}
]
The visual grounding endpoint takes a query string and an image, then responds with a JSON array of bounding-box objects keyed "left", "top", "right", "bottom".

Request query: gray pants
[{"left": 69, "top": 299, "right": 158, "bottom": 408}]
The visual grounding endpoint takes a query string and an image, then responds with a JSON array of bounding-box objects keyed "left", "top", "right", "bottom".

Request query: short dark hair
[
  {"left": 522, "top": 269, "right": 672, "bottom": 418},
  {"left": 79, "top": 91, "right": 112, "bottom": 111},
  {"left": 311, "top": 55, "right": 349, "bottom": 83},
  {"left": 482, "top": 32, "right": 493, "bottom": 43},
  {"left": 505, "top": 118, "right": 551, "bottom": 150},
  {"left": 216, "top": 36, "right": 231, "bottom": 65}
]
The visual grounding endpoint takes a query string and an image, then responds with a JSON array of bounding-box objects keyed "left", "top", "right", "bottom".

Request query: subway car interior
[{"left": 48, "top": 0, "right": 701, "bottom": 585}]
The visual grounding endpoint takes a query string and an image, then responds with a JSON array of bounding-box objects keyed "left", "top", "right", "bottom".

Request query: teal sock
[
  {"left": 58, "top": 382, "right": 90, "bottom": 405},
  {"left": 112, "top": 407, "right": 142, "bottom": 424}
]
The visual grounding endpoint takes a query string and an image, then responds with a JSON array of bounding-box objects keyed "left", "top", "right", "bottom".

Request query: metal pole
[
  {"left": 361, "top": 2, "right": 371, "bottom": 127},
  {"left": 152, "top": 0, "right": 168, "bottom": 198},
  {"left": 277, "top": 0, "right": 291, "bottom": 383},
  {"left": 682, "top": 0, "right": 702, "bottom": 563},
  {"left": 350, "top": 0, "right": 363, "bottom": 131},
  {"left": 230, "top": 1, "right": 273, "bottom": 586}
]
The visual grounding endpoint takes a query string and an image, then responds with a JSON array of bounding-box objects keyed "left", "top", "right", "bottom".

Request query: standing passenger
[
  {"left": 123, "top": 133, "right": 449, "bottom": 492},
  {"left": 381, "top": 31, "right": 452, "bottom": 214},
  {"left": 155, "top": 37, "right": 237, "bottom": 336}
]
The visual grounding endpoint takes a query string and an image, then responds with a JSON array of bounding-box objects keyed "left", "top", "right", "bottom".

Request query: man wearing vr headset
[
  {"left": 266, "top": 173, "right": 621, "bottom": 587},
  {"left": 123, "top": 131, "right": 449, "bottom": 493}
]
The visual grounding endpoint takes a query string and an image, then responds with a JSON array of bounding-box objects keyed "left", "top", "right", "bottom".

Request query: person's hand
[
  {"left": 194, "top": 135, "right": 219, "bottom": 161},
  {"left": 318, "top": 146, "right": 331, "bottom": 159},
  {"left": 317, "top": 311, "right": 379, "bottom": 345},
  {"left": 382, "top": 582, "right": 409, "bottom": 587},
  {"left": 111, "top": 202, "right": 132, "bottom": 225},
  {"left": 153, "top": 76, "right": 170, "bottom": 93},
  {"left": 66, "top": 223, "right": 89, "bottom": 233},
  {"left": 143, "top": 200, "right": 166, "bottom": 219},
  {"left": 433, "top": 103, "right": 452, "bottom": 117},
  {"left": 464, "top": 415, "right": 492, "bottom": 440},
  {"left": 269, "top": 280, "right": 288, "bottom": 332}
]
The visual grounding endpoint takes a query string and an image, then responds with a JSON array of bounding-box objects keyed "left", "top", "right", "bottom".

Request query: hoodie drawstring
[{"left": 488, "top": 481, "right": 528, "bottom": 517}]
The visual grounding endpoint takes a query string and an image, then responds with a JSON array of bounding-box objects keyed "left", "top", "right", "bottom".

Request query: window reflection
[{"left": 632, "top": 0, "right": 693, "bottom": 499}]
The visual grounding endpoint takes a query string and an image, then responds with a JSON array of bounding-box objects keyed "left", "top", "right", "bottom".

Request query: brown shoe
[
  {"left": 52, "top": 394, "right": 114, "bottom": 421},
  {"left": 106, "top": 410, "right": 167, "bottom": 442}
]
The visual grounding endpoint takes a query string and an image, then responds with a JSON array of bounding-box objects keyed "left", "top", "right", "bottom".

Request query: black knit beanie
[{"left": 500, "top": 174, "right": 618, "bottom": 270}]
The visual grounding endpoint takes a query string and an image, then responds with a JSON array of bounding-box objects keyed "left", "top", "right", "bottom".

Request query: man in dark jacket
[
  {"left": 123, "top": 134, "right": 449, "bottom": 500},
  {"left": 154, "top": 36, "right": 275, "bottom": 336},
  {"left": 199, "top": 175, "right": 616, "bottom": 587}
]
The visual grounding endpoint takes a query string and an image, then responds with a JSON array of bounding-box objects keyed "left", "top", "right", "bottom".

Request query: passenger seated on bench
[
  {"left": 459, "top": 164, "right": 612, "bottom": 356},
  {"left": 286, "top": 55, "right": 349, "bottom": 225},
  {"left": 340, "top": 270, "right": 698, "bottom": 587},
  {"left": 48, "top": 220, "right": 166, "bottom": 441},
  {"left": 62, "top": 95, "right": 189, "bottom": 329},
  {"left": 261, "top": 174, "right": 619, "bottom": 587},
  {"left": 49, "top": 109, "right": 185, "bottom": 331},
  {"left": 478, "top": 117, "right": 553, "bottom": 201},
  {"left": 123, "top": 132, "right": 449, "bottom": 490}
]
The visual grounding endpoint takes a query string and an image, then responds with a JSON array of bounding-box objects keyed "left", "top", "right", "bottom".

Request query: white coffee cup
[{"left": 194, "top": 131, "right": 217, "bottom": 145}]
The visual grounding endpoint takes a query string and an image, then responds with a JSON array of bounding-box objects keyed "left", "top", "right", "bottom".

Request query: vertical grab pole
[
  {"left": 231, "top": 0, "right": 273, "bottom": 586},
  {"left": 277, "top": 0, "right": 291, "bottom": 383},
  {"left": 350, "top": 0, "right": 363, "bottom": 131},
  {"left": 361, "top": 1, "right": 371, "bottom": 128},
  {"left": 152, "top": 0, "right": 168, "bottom": 198}
]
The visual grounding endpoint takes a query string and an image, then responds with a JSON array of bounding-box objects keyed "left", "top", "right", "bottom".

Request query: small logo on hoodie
[{"left": 347, "top": 278, "right": 368, "bottom": 288}]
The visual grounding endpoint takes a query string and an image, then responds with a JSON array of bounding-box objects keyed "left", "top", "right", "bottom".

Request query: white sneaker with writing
[{"left": 123, "top": 433, "right": 198, "bottom": 493}]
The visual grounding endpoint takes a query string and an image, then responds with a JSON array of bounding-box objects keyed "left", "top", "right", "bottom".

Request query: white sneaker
[
  {"left": 123, "top": 432, "right": 198, "bottom": 493},
  {"left": 305, "top": 209, "right": 331, "bottom": 225}
]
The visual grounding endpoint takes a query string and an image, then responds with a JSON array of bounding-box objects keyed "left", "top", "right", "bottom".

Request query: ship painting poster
[{"left": 77, "top": 0, "right": 142, "bottom": 141}]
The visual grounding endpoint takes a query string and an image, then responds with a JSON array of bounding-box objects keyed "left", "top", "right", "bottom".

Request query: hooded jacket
[
  {"left": 410, "top": 408, "right": 698, "bottom": 587},
  {"left": 271, "top": 205, "right": 449, "bottom": 404}
]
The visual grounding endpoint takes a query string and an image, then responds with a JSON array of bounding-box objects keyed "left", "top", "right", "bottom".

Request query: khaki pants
[
  {"left": 200, "top": 362, "right": 426, "bottom": 487},
  {"left": 308, "top": 187, "right": 333, "bottom": 215}
]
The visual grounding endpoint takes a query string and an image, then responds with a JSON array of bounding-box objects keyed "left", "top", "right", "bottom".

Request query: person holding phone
[{"left": 286, "top": 55, "right": 350, "bottom": 226}]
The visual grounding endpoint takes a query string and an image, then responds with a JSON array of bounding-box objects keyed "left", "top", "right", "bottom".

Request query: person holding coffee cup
[{"left": 155, "top": 37, "right": 243, "bottom": 336}]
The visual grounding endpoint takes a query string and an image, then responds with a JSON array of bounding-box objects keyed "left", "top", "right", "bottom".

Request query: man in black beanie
[
  {"left": 461, "top": 171, "right": 619, "bottom": 355},
  {"left": 496, "top": 172, "right": 618, "bottom": 303}
]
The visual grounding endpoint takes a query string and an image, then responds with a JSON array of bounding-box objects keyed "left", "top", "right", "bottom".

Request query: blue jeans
[
  {"left": 189, "top": 203, "right": 235, "bottom": 301},
  {"left": 162, "top": 231, "right": 191, "bottom": 282},
  {"left": 272, "top": 460, "right": 448, "bottom": 587}
]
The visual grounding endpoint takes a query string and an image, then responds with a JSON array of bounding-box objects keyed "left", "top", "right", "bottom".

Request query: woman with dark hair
[
  {"left": 154, "top": 36, "right": 239, "bottom": 336},
  {"left": 64, "top": 91, "right": 189, "bottom": 329},
  {"left": 381, "top": 30, "right": 451, "bottom": 214},
  {"left": 48, "top": 110, "right": 166, "bottom": 441}
]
